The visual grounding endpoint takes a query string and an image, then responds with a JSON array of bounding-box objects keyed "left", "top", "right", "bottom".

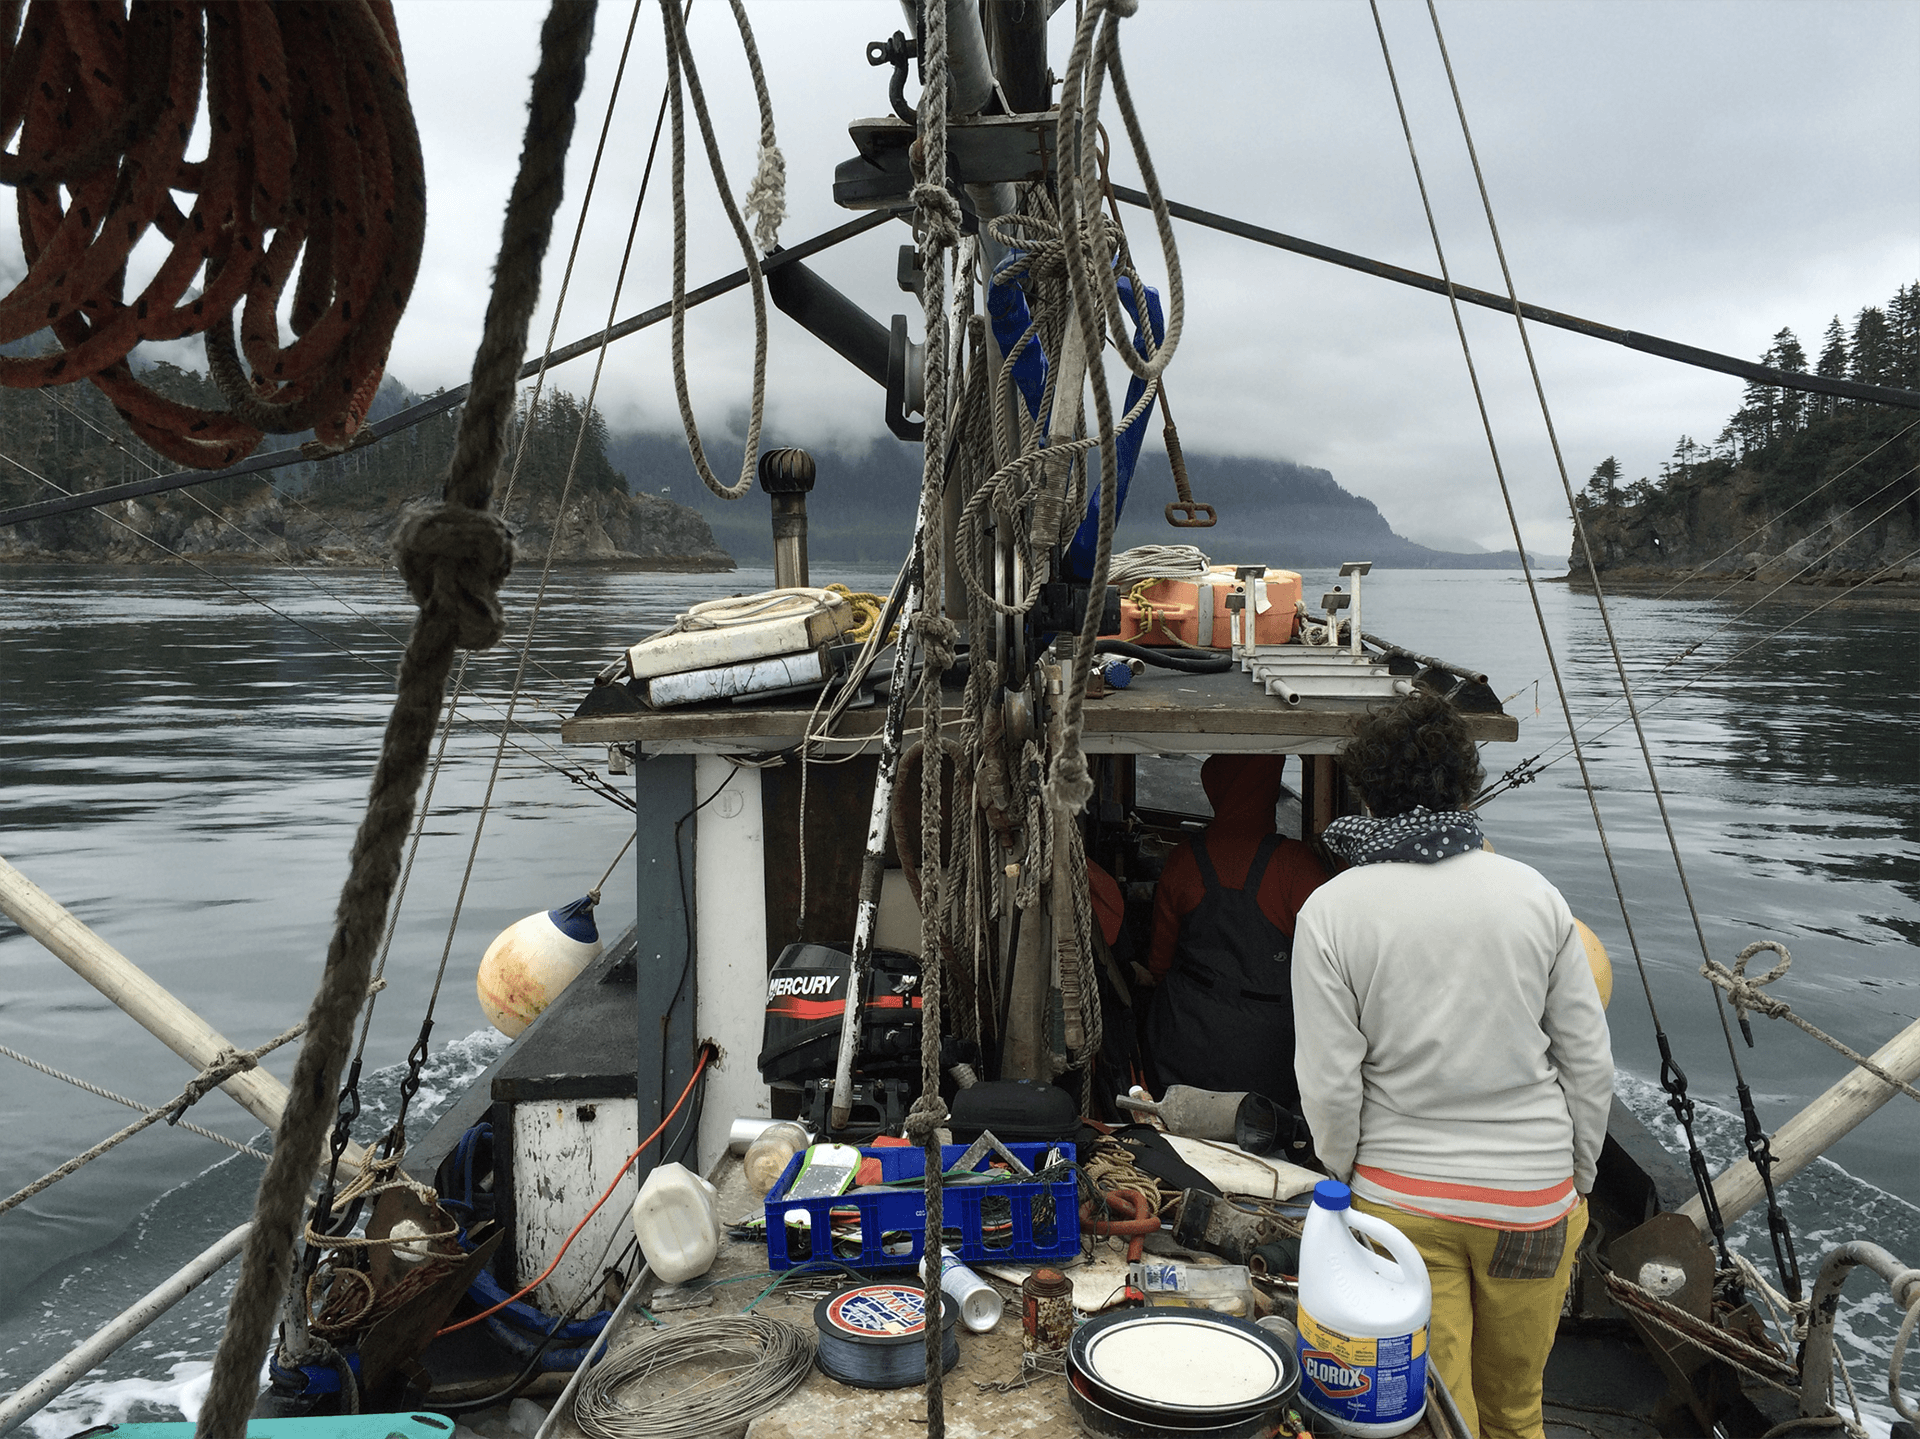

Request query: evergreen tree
[
  {"left": 1582, "top": 456, "right": 1621, "bottom": 506},
  {"left": 1814, "top": 316, "right": 1848, "bottom": 420},
  {"left": 1889, "top": 283, "right": 1920, "bottom": 388},
  {"left": 1850, "top": 306, "right": 1892, "bottom": 387},
  {"left": 1766, "top": 328, "right": 1808, "bottom": 435}
]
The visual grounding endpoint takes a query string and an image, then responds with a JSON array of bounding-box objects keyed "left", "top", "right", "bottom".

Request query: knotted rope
[
  {"left": 0, "top": 1023, "right": 302, "bottom": 1218},
  {"left": 0, "top": 1, "right": 425, "bottom": 466},
  {"left": 1701, "top": 942, "right": 1920, "bottom": 1104},
  {"left": 728, "top": 0, "right": 785, "bottom": 254},
  {"left": 194, "top": 7, "right": 594, "bottom": 1434},
  {"left": 913, "top": 0, "right": 959, "bottom": 1426},
  {"left": 661, "top": 0, "right": 774, "bottom": 499}
]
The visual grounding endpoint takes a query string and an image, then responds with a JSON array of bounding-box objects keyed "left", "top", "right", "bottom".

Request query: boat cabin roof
[{"left": 561, "top": 664, "right": 1517, "bottom": 757}]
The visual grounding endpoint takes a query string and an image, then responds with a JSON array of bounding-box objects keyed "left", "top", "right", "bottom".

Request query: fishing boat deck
[
  {"left": 560, "top": 663, "right": 1518, "bottom": 755},
  {"left": 531, "top": 1154, "right": 1470, "bottom": 1439}
]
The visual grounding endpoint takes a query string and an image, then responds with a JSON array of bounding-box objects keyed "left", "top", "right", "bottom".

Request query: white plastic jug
[
  {"left": 1296, "top": 1180, "right": 1433, "bottom": 1437},
  {"left": 630, "top": 1161, "right": 720, "bottom": 1284}
]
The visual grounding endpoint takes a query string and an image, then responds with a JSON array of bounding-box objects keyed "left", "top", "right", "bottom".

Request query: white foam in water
[{"left": 22, "top": 1359, "right": 229, "bottom": 1438}]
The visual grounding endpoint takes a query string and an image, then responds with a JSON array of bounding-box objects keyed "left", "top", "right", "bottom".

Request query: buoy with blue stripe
[{"left": 477, "top": 895, "right": 603, "bottom": 1037}]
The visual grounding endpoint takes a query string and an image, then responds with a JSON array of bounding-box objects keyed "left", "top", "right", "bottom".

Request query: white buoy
[{"left": 477, "top": 895, "right": 603, "bottom": 1038}]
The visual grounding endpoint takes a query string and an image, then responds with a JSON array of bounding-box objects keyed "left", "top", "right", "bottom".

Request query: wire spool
[
  {"left": 813, "top": 1283, "right": 959, "bottom": 1390},
  {"left": 571, "top": 1313, "right": 814, "bottom": 1439}
]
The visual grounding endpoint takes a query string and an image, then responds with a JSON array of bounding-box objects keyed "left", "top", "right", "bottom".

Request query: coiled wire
[{"left": 572, "top": 1313, "right": 814, "bottom": 1439}]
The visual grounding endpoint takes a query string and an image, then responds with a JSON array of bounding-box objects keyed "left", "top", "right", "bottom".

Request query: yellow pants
[{"left": 1353, "top": 1196, "right": 1587, "bottom": 1439}]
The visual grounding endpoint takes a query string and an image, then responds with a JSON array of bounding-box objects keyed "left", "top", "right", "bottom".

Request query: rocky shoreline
[
  {"left": 0, "top": 485, "right": 735, "bottom": 571},
  {"left": 1556, "top": 567, "right": 1920, "bottom": 610}
]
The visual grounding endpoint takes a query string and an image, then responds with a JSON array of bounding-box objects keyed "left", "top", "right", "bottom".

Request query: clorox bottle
[{"left": 1296, "top": 1180, "right": 1432, "bottom": 1436}]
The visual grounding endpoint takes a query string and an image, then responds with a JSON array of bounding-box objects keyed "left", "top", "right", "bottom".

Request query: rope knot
[
  {"left": 914, "top": 612, "right": 960, "bottom": 674},
  {"left": 394, "top": 503, "right": 516, "bottom": 650},
  {"left": 910, "top": 181, "right": 964, "bottom": 249},
  {"left": 742, "top": 143, "right": 786, "bottom": 253},
  {"left": 904, "top": 1094, "right": 951, "bottom": 1148},
  {"left": 1700, "top": 940, "right": 1793, "bottom": 1024},
  {"left": 1046, "top": 749, "right": 1095, "bottom": 815}
]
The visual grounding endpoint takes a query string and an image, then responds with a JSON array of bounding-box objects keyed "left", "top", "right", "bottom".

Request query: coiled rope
[
  {"left": 193, "top": 5, "right": 593, "bottom": 1433},
  {"left": 571, "top": 1313, "right": 814, "bottom": 1439},
  {"left": 0, "top": 1, "right": 425, "bottom": 466}
]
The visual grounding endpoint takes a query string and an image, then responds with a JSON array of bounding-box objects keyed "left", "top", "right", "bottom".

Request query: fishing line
[{"left": 1424, "top": 0, "right": 1803, "bottom": 1296}]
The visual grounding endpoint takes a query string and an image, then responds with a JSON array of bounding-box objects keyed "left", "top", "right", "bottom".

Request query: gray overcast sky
[{"left": 371, "top": 3, "right": 1918, "bottom": 554}]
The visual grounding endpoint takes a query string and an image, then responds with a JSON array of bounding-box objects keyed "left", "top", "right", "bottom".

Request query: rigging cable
[
  {"left": 1362, "top": 0, "right": 1735, "bottom": 1271},
  {"left": 324, "top": 0, "right": 668, "bottom": 1175},
  {"left": 1420, "top": 0, "right": 1801, "bottom": 1301}
]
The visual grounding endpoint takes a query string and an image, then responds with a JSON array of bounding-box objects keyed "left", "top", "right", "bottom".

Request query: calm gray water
[{"left": 1, "top": 561, "right": 1915, "bottom": 1431}]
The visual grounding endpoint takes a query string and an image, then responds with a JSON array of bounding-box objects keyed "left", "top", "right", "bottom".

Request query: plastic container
[
  {"left": 1127, "top": 1259, "right": 1257, "bottom": 1317},
  {"left": 631, "top": 1161, "right": 721, "bottom": 1284},
  {"left": 764, "top": 1141, "right": 1079, "bottom": 1271},
  {"left": 1296, "top": 1180, "right": 1431, "bottom": 1437},
  {"left": 920, "top": 1245, "right": 1004, "bottom": 1332},
  {"left": 1106, "top": 566, "right": 1302, "bottom": 650},
  {"left": 743, "top": 1121, "right": 811, "bottom": 1197}
]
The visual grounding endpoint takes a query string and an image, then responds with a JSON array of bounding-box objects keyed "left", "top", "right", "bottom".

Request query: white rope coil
[{"left": 1107, "top": 543, "right": 1212, "bottom": 592}]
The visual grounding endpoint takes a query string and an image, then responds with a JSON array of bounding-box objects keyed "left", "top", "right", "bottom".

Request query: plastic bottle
[
  {"left": 742, "top": 1121, "right": 811, "bottom": 1197},
  {"left": 1295, "top": 1180, "right": 1432, "bottom": 1437},
  {"left": 630, "top": 1161, "right": 720, "bottom": 1284}
]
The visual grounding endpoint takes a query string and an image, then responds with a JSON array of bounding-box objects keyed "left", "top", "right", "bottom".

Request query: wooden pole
[
  {"left": 0, "top": 853, "right": 295, "bottom": 1137},
  {"left": 1678, "top": 1016, "right": 1920, "bottom": 1232}
]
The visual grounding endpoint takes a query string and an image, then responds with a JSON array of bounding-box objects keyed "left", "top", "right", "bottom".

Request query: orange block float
[{"left": 1105, "top": 565, "right": 1303, "bottom": 648}]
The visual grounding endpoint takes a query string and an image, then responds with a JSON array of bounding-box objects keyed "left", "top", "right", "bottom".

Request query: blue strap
[{"left": 1066, "top": 276, "right": 1163, "bottom": 581}]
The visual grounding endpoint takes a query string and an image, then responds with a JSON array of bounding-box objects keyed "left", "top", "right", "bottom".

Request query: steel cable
[{"left": 571, "top": 1313, "right": 814, "bottom": 1439}]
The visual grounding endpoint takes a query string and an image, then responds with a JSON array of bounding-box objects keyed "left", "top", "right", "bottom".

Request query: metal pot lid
[
  {"left": 1070, "top": 1309, "right": 1298, "bottom": 1417},
  {"left": 1067, "top": 1368, "right": 1287, "bottom": 1439}
]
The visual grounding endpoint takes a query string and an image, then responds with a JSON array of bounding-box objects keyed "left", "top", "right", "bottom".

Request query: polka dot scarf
[{"left": 1321, "top": 805, "right": 1485, "bottom": 867}]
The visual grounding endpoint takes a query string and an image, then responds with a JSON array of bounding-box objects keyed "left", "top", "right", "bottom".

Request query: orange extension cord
[{"left": 436, "top": 1045, "right": 715, "bottom": 1339}]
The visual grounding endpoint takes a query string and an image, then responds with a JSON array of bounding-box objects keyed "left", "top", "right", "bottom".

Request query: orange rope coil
[{"left": 0, "top": 0, "right": 425, "bottom": 468}]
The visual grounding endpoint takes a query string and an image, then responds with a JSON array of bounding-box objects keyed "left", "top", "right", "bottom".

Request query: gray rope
[
  {"left": 1701, "top": 943, "right": 1920, "bottom": 1104},
  {"left": 910, "top": 1, "right": 958, "bottom": 1428},
  {"left": 661, "top": 0, "right": 770, "bottom": 499},
  {"left": 0, "top": 1042, "right": 270, "bottom": 1161},
  {"left": 0, "top": 1024, "right": 304, "bottom": 1217},
  {"left": 729, "top": 0, "right": 785, "bottom": 254},
  {"left": 194, "top": 7, "right": 593, "bottom": 1432}
]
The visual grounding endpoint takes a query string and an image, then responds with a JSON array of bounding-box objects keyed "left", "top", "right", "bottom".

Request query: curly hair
[{"left": 1339, "top": 688, "right": 1485, "bottom": 817}]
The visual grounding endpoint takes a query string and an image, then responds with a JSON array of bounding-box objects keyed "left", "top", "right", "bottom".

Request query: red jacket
[{"left": 1148, "top": 755, "right": 1329, "bottom": 978}]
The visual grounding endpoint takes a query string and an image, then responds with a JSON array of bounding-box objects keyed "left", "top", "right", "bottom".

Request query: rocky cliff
[
  {"left": 0, "top": 484, "right": 733, "bottom": 570},
  {"left": 1571, "top": 465, "right": 1920, "bottom": 588}
]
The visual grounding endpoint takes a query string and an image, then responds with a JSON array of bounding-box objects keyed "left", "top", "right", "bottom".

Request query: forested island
[{"left": 1571, "top": 283, "right": 1918, "bottom": 588}]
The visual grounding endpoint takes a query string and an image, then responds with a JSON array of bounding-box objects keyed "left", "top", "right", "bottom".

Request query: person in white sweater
[{"left": 1293, "top": 691, "right": 1613, "bottom": 1439}]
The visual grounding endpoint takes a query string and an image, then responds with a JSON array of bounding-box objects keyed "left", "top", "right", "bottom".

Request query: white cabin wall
[{"left": 693, "top": 753, "right": 771, "bottom": 1173}]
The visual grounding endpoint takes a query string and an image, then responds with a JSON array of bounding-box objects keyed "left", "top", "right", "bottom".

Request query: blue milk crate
[{"left": 764, "top": 1141, "right": 1079, "bottom": 1270}]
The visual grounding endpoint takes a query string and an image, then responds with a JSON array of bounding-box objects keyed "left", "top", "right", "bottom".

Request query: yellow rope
[{"left": 826, "top": 583, "right": 890, "bottom": 644}]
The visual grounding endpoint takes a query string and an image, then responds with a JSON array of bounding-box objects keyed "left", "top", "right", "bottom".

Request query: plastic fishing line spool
[{"left": 813, "top": 1283, "right": 959, "bottom": 1390}]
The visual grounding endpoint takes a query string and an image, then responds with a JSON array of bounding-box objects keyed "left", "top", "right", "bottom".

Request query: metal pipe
[
  {"left": 943, "top": 0, "right": 998, "bottom": 118},
  {"left": 0, "top": 1223, "right": 252, "bottom": 1437},
  {"left": 759, "top": 448, "right": 816, "bottom": 591},
  {"left": 983, "top": 0, "right": 1050, "bottom": 114},
  {"left": 1798, "top": 1241, "right": 1920, "bottom": 1418},
  {"left": 1360, "top": 634, "right": 1489, "bottom": 686}
]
